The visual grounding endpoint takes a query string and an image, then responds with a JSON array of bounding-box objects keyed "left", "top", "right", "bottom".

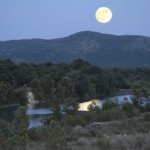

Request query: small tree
[
  {"left": 41, "top": 75, "right": 55, "bottom": 101},
  {"left": 0, "top": 120, "right": 10, "bottom": 149},
  {"left": 0, "top": 81, "right": 9, "bottom": 105},
  {"left": 8, "top": 106, "right": 29, "bottom": 149},
  {"left": 15, "top": 89, "right": 27, "bottom": 106},
  {"left": 50, "top": 94, "right": 62, "bottom": 121},
  {"left": 88, "top": 101, "right": 101, "bottom": 113},
  {"left": 63, "top": 97, "right": 79, "bottom": 116},
  {"left": 30, "top": 79, "right": 44, "bottom": 101},
  {"left": 122, "top": 101, "right": 139, "bottom": 117},
  {"left": 13, "top": 106, "right": 29, "bottom": 135},
  {"left": 145, "top": 102, "right": 150, "bottom": 112},
  {"left": 131, "top": 82, "right": 148, "bottom": 108},
  {"left": 45, "top": 121, "right": 69, "bottom": 150},
  {"left": 102, "top": 99, "right": 119, "bottom": 111},
  {"left": 57, "top": 77, "right": 76, "bottom": 102}
]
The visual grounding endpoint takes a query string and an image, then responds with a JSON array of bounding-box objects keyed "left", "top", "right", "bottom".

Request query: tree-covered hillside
[{"left": 0, "top": 31, "right": 150, "bottom": 67}]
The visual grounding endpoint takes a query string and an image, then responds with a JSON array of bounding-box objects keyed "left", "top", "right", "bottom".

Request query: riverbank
[
  {"left": 111, "top": 89, "right": 132, "bottom": 96},
  {"left": 0, "top": 103, "right": 20, "bottom": 108},
  {"left": 0, "top": 94, "right": 132, "bottom": 128},
  {"left": 26, "top": 112, "right": 150, "bottom": 150}
]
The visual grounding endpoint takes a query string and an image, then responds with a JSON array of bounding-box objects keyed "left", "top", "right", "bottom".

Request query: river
[{"left": 0, "top": 94, "right": 132, "bottom": 128}]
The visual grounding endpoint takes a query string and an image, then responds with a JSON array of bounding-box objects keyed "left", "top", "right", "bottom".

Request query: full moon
[{"left": 95, "top": 7, "right": 112, "bottom": 23}]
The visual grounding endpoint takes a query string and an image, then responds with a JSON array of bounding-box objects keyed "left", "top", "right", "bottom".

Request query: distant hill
[{"left": 0, "top": 31, "right": 150, "bottom": 67}]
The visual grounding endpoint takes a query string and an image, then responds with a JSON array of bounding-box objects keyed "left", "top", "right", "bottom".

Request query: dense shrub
[
  {"left": 0, "top": 120, "right": 10, "bottom": 149},
  {"left": 144, "top": 112, "right": 150, "bottom": 121},
  {"left": 102, "top": 99, "right": 119, "bottom": 111},
  {"left": 145, "top": 102, "right": 150, "bottom": 112},
  {"left": 122, "top": 101, "right": 139, "bottom": 117},
  {"left": 96, "top": 137, "right": 113, "bottom": 150},
  {"left": 97, "top": 108, "right": 127, "bottom": 122},
  {"left": 45, "top": 121, "right": 70, "bottom": 150},
  {"left": 65, "top": 115, "right": 86, "bottom": 127}
]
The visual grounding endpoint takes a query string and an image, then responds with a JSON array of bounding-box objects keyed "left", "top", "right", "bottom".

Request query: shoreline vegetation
[
  {"left": 0, "top": 103, "right": 20, "bottom": 108},
  {"left": 0, "top": 89, "right": 131, "bottom": 108},
  {"left": 0, "top": 59, "right": 150, "bottom": 149},
  {"left": 0, "top": 59, "right": 150, "bottom": 106}
]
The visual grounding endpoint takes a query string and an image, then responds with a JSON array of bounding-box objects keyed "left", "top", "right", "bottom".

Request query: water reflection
[
  {"left": 0, "top": 95, "right": 132, "bottom": 128},
  {"left": 27, "top": 101, "right": 51, "bottom": 128},
  {"left": 79, "top": 99, "right": 102, "bottom": 111},
  {"left": 28, "top": 114, "right": 50, "bottom": 128},
  {"left": 27, "top": 108, "right": 52, "bottom": 115},
  {"left": 79, "top": 95, "right": 132, "bottom": 111}
]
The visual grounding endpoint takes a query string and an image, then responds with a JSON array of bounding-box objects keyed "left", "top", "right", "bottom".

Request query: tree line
[{"left": 0, "top": 59, "right": 150, "bottom": 105}]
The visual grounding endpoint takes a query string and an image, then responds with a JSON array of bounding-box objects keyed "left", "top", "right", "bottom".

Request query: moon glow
[{"left": 95, "top": 7, "right": 112, "bottom": 23}]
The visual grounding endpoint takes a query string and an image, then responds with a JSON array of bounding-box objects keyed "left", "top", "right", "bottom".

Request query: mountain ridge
[
  {"left": 0, "top": 31, "right": 150, "bottom": 67},
  {"left": 1, "top": 31, "right": 150, "bottom": 42}
]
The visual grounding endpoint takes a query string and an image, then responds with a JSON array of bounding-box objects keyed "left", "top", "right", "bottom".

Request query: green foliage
[
  {"left": 45, "top": 121, "right": 70, "bottom": 150},
  {"left": 70, "top": 59, "right": 90, "bottom": 70},
  {"left": 122, "top": 101, "right": 139, "bottom": 117},
  {"left": 41, "top": 75, "right": 55, "bottom": 100},
  {"left": 7, "top": 106, "right": 29, "bottom": 149},
  {"left": 131, "top": 82, "right": 148, "bottom": 98},
  {"left": 99, "top": 108, "right": 127, "bottom": 121},
  {"left": 57, "top": 77, "right": 76, "bottom": 102},
  {"left": 15, "top": 88, "right": 27, "bottom": 105},
  {"left": 134, "top": 136, "right": 146, "bottom": 149},
  {"left": 65, "top": 115, "right": 86, "bottom": 127},
  {"left": 16, "top": 63, "right": 37, "bottom": 86},
  {"left": 8, "top": 134, "right": 29, "bottom": 150},
  {"left": 88, "top": 101, "right": 101, "bottom": 113},
  {"left": 96, "top": 137, "right": 113, "bottom": 150},
  {"left": 0, "top": 107, "right": 29, "bottom": 150},
  {"left": 145, "top": 102, "right": 150, "bottom": 112},
  {"left": 30, "top": 79, "right": 45, "bottom": 101},
  {"left": 102, "top": 99, "right": 119, "bottom": 111},
  {"left": 69, "top": 72, "right": 92, "bottom": 101},
  {"left": 144, "top": 112, "right": 150, "bottom": 121},
  {"left": 0, "top": 120, "right": 10, "bottom": 149},
  {"left": 131, "top": 82, "right": 149, "bottom": 108},
  {"left": 1, "top": 59, "right": 150, "bottom": 106},
  {"left": 13, "top": 106, "right": 29, "bottom": 135},
  {"left": 50, "top": 94, "right": 62, "bottom": 121},
  {"left": 0, "top": 81, "right": 9, "bottom": 105},
  {"left": 63, "top": 97, "right": 79, "bottom": 116},
  {"left": 85, "top": 107, "right": 127, "bottom": 122}
]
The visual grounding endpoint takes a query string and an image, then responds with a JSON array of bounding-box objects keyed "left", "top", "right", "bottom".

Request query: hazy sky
[{"left": 0, "top": 0, "right": 150, "bottom": 41}]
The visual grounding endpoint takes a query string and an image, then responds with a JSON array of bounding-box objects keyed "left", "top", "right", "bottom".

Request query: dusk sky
[{"left": 0, "top": 0, "right": 150, "bottom": 41}]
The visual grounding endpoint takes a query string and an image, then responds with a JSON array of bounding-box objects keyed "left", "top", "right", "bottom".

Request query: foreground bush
[
  {"left": 98, "top": 108, "right": 127, "bottom": 121},
  {"left": 45, "top": 121, "right": 71, "bottom": 150},
  {"left": 122, "top": 101, "right": 139, "bottom": 117}
]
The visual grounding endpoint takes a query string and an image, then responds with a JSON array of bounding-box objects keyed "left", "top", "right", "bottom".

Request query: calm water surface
[{"left": 0, "top": 95, "right": 132, "bottom": 128}]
